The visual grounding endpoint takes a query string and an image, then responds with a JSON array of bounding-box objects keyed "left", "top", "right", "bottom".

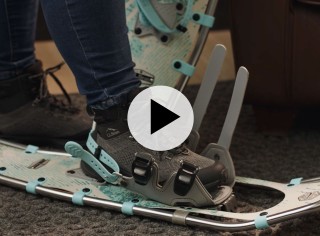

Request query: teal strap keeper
[
  {"left": 25, "top": 145, "right": 39, "bottom": 154},
  {"left": 254, "top": 215, "right": 269, "bottom": 229},
  {"left": 289, "top": 177, "right": 303, "bottom": 186},
  {"left": 65, "top": 140, "right": 120, "bottom": 183},
  {"left": 192, "top": 12, "right": 215, "bottom": 28},
  {"left": 72, "top": 188, "right": 92, "bottom": 205},
  {"left": 26, "top": 177, "right": 46, "bottom": 194},
  {"left": 172, "top": 60, "right": 195, "bottom": 77},
  {"left": 121, "top": 202, "right": 135, "bottom": 215}
]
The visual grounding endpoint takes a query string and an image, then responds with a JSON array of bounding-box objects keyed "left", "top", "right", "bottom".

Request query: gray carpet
[{"left": 1, "top": 81, "right": 320, "bottom": 235}]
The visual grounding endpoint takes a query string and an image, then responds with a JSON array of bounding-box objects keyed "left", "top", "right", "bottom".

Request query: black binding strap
[
  {"left": 174, "top": 161, "right": 199, "bottom": 196},
  {"left": 132, "top": 153, "right": 153, "bottom": 185}
]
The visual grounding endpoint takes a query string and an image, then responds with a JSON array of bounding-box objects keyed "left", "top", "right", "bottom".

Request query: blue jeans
[{"left": 0, "top": 0, "right": 140, "bottom": 108}]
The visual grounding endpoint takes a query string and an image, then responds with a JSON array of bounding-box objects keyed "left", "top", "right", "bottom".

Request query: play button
[
  {"left": 128, "top": 86, "right": 194, "bottom": 151},
  {"left": 151, "top": 100, "right": 180, "bottom": 134}
]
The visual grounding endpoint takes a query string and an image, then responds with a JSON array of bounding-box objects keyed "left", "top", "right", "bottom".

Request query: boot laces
[
  {"left": 30, "top": 62, "right": 79, "bottom": 113},
  {"left": 158, "top": 143, "right": 189, "bottom": 161}
]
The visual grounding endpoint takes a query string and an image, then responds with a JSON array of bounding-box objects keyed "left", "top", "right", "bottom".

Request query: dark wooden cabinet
[{"left": 230, "top": 0, "right": 320, "bottom": 132}]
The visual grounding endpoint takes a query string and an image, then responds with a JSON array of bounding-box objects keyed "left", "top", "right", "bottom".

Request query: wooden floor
[{"left": 36, "top": 30, "right": 235, "bottom": 95}]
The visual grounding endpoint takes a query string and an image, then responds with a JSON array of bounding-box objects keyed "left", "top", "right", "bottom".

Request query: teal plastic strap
[
  {"left": 86, "top": 133, "right": 120, "bottom": 172},
  {"left": 72, "top": 188, "right": 92, "bottom": 206},
  {"left": 179, "top": 0, "right": 193, "bottom": 28},
  {"left": 139, "top": 9, "right": 151, "bottom": 26},
  {"left": 192, "top": 12, "right": 215, "bottom": 28},
  {"left": 136, "top": 0, "right": 193, "bottom": 34},
  {"left": 254, "top": 215, "right": 269, "bottom": 229},
  {"left": 86, "top": 132, "right": 99, "bottom": 153},
  {"left": 25, "top": 145, "right": 39, "bottom": 154},
  {"left": 136, "top": 1, "right": 174, "bottom": 34},
  {"left": 65, "top": 139, "right": 119, "bottom": 183},
  {"left": 289, "top": 177, "right": 303, "bottom": 186},
  {"left": 121, "top": 202, "right": 135, "bottom": 215},
  {"left": 172, "top": 60, "right": 195, "bottom": 77},
  {"left": 26, "top": 177, "right": 46, "bottom": 194}
]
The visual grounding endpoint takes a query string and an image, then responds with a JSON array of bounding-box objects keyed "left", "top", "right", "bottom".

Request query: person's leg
[
  {"left": 0, "top": 0, "right": 38, "bottom": 80},
  {"left": 0, "top": 0, "right": 92, "bottom": 148},
  {"left": 40, "top": 0, "right": 140, "bottom": 109}
]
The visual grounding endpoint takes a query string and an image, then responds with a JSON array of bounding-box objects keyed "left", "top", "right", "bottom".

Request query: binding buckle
[
  {"left": 174, "top": 161, "right": 199, "bottom": 196},
  {"left": 93, "top": 146, "right": 102, "bottom": 158},
  {"left": 132, "top": 153, "right": 154, "bottom": 185}
]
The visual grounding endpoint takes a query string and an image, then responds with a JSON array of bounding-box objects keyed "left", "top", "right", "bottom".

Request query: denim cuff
[
  {"left": 89, "top": 87, "right": 139, "bottom": 110},
  {"left": 0, "top": 70, "right": 17, "bottom": 80}
]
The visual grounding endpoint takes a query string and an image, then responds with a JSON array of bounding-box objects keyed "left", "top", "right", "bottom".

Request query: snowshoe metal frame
[
  {"left": 1, "top": 44, "right": 320, "bottom": 231},
  {"left": 1, "top": 156, "right": 320, "bottom": 232}
]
